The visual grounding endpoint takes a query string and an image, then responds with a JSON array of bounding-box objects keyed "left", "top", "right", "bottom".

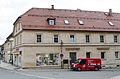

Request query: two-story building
[{"left": 12, "top": 5, "right": 120, "bottom": 68}]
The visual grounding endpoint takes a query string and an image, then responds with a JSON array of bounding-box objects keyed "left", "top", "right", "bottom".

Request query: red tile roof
[{"left": 19, "top": 8, "right": 120, "bottom": 32}]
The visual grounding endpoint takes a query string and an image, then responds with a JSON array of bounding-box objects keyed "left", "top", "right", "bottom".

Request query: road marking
[{"left": 15, "top": 71, "right": 56, "bottom": 79}]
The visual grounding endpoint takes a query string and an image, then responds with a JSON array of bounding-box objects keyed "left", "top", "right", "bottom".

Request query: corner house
[{"left": 12, "top": 5, "right": 120, "bottom": 68}]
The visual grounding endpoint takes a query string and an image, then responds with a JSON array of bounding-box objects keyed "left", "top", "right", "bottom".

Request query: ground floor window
[
  {"left": 36, "top": 53, "right": 59, "bottom": 66},
  {"left": 86, "top": 52, "right": 90, "bottom": 58},
  {"left": 101, "top": 52, "right": 105, "bottom": 59}
]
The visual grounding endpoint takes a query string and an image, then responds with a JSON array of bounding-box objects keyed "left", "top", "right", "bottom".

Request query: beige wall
[
  {"left": 17, "top": 45, "right": 120, "bottom": 68},
  {"left": 12, "top": 30, "right": 120, "bottom": 68},
  {"left": 21, "top": 30, "right": 120, "bottom": 44}
]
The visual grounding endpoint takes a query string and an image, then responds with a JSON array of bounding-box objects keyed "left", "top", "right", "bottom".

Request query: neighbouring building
[
  {"left": 3, "top": 33, "right": 14, "bottom": 63},
  {"left": 11, "top": 5, "right": 120, "bottom": 68}
]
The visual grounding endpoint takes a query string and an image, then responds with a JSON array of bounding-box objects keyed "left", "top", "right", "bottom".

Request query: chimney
[
  {"left": 108, "top": 9, "right": 112, "bottom": 16},
  {"left": 51, "top": 5, "right": 54, "bottom": 9}
]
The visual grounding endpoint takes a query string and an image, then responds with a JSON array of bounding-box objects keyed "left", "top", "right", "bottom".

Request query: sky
[{"left": 0, "top": 0, "right": 120, "bottom": 45}]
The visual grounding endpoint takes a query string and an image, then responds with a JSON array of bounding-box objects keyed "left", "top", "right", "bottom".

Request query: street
[
  {"left": 0, "top": 68, "right": 120, "bottom": 79},
  {"left": 0, "top": 68, "right": 44, "bottom": 79}
]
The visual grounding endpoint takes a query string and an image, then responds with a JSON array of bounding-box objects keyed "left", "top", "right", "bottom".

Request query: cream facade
[
  {"left": 3, "top": 37, "right": 14, "bottom": 63},
  {"left": 12, "top": 27, "right": 120, "bottom": 68}
]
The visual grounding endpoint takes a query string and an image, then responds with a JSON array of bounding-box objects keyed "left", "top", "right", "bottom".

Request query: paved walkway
[
  {"left": 0, "top": 60, "right": 18, "bottom": 70},
  {"left": 111, "top": 76, "right": 120, "bottom": 79}
]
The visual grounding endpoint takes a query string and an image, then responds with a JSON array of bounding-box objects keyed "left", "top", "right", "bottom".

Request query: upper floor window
[
  {"left": 54, "top": 34, "right": 58, "bottom": 43},
  {"left": 86, "top": 35, "right": 90, "bottom": 43},
  {"left": 70, "top": 35, "right": 74, "bottom": 43},
  {"left": 78, "top": 20, "right": 84, "bottom": 25},
  {"left": 37, "top": 35, "right": 41, "bottom": 43},
  {"left": 114, "top": 35, "right": 118, "bottom": 43},
  {"left": 64, "top": 20, "right": 70, "bottom": 25},
  {"left": 100, "top": 35, "right": 104, "bottom": 43},
  {"left": 18, "top": 23, "right": 21, "bottom": 30},
  {"left": 108, "top": 21, "right": 114, "bottom": 26},
  {"left": 86, "top": 52, "right": 90, "bottom": 58}
]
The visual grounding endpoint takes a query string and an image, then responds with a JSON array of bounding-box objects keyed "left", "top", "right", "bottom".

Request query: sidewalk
[
  {"left": 0, "top": 60, "right": 19, "bottom": 70},
  {"left": 111, "top": 76, "right": 120, "bottom": 79}
]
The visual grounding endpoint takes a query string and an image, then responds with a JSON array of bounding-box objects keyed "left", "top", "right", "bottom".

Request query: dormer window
[
  {"left": 47, "top": 17, "right": 56, "bottom": 25},
  {"left": 108, "top": 21, "right": 114, "bottom": 26},
  {"left": 78, "top": 20, "right": 84, "bottom": 25},
  {"left": 64, "top": 20, "right": 70, "bottom": 25},
  {"left": 48, "top": 19, "right": 55, "bottom": 25}
]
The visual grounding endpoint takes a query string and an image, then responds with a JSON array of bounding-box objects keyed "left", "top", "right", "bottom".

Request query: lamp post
[{"left": 60, "top": 40, "right": 63, "bottom": 69}]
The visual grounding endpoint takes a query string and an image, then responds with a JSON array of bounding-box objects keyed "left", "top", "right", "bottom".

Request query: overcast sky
[{"left": 0, "top": 0, "right": 120, "bottom": 45}]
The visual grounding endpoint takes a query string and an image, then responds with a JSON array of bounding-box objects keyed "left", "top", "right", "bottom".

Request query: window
[
  {"left": 54, "top": 34, "right": 58, "bottom": 43},
  {"left": 79, "top": 59, "right": 86, "bottom": 65},
  {"left": 70, "top": 35, "right": 74, "bottom": 43},
  {"left": 36, "top": 53, "right": 59, "bottom": 66},
  {"left": 18, "top": 22, "right": 21, "bottom": 30},
  {"left": 86, "top": 35, "right": 90, "bottom": 43},
  {"left": 64, "top": 20, "right": 70, "bottom": 25},
  {"left": 100, "top": 35, "right": 104, "bottom": 43},
  {"left": 101, "top": 52, "right": 105, "bottom": 59},
  {"left": 79, "top": 20, "right": 84, "bottom": 25},
  {"left": 114, "top": 35, "right": 118, "bottom": 43},
  {"left": 115, "top": 52, "right": 119, "bottom": 58},
  {"left": 86, "top": 52, "right": 90, "bottom": 58},
  {"left": 108, "top": 21, "right": 114, "bottom": 26},
  {"left": 48, "top": 19, "right": 55, "bottom": 25},
  {"left": 37, "top": 35, "right": 41, "bottom": 43}
]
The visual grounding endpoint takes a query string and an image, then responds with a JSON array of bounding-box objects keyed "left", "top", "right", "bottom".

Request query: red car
[{"left": 71, "top": 58, "right": 101, "bottom": 71}]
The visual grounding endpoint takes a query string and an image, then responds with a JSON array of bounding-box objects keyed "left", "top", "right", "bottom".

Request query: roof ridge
[{"left": 29, "top": 7, "right": 120, "bottom": 14}]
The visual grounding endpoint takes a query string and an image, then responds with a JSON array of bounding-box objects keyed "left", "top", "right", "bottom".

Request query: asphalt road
[
  {"left": 19, "top": 69, "right": 120, "bottom": 79},
  {"left": 0, "top": 68, "right": 44, "bottom": 79},
  {"left": 0, "top": 68, "right": 120, "bottom": 79}
]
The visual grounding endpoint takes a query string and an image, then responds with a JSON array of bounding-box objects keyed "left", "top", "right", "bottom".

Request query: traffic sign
[{"left": 60, "top": 54, "right": 64, "bottom": 58}]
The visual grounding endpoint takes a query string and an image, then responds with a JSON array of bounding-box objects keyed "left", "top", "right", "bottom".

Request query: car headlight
[{"left": 73, "top": 65, "right": 76, "bottom": 67}]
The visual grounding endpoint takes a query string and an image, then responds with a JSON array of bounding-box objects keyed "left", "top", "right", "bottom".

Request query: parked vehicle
[{"left": 71, "top": 58, "right": 101, "bottom": 71}]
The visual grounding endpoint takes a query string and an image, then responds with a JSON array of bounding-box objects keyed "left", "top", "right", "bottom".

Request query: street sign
[{"left": 60, "top": 54, "right": 64, "bottom": 58}]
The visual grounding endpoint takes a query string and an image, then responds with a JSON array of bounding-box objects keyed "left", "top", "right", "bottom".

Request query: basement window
[
  {"left": 108, "top": 21, "right": 114, "bottom": 26},
  {"left": 78, "top": 20, "right": 84, "bottom": 25},
  {"left": 64, "top": 20, "right": 70, "bottom": 25}
]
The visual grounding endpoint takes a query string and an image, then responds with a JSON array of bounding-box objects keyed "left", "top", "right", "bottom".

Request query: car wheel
[
  {"left": 78, "top": 67, "right": 82, "bottom": 71},
  {"left": 94, "top": 67, "right": 99, "bottom": 71}
]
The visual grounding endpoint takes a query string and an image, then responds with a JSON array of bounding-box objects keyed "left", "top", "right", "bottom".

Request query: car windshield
[{"left": 74, "top": 59, "right": 81, "bottom": 63}]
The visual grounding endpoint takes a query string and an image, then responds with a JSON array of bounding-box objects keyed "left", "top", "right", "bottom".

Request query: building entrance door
[{"left": 70, "top": 52, "right": 76, "bottom": 64}]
